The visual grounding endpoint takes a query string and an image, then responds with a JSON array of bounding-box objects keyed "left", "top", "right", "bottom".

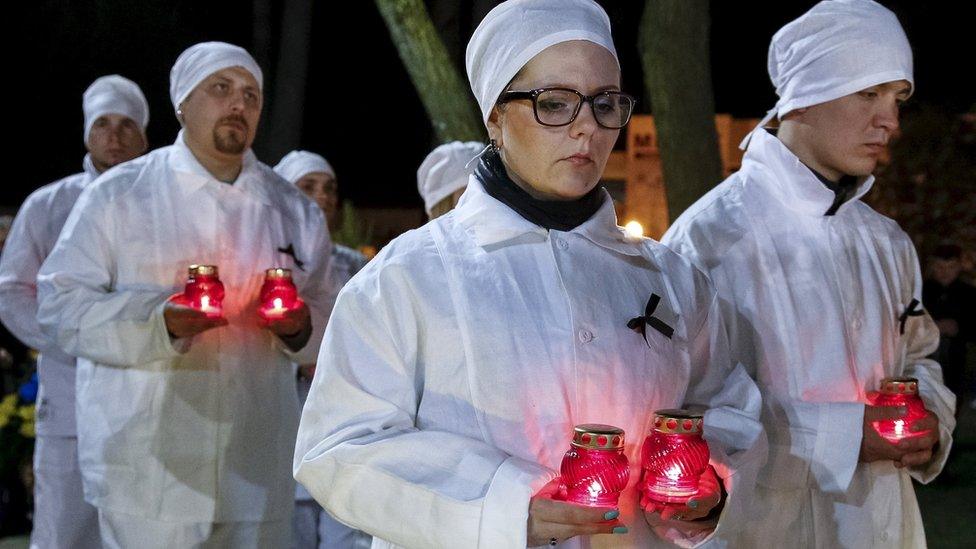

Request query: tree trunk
[
  {"left": 638, "top": 0, "right": 723, "bottom": 221},
  {"left": 375, "top": 0, "right": 485, "bottom": 143}
]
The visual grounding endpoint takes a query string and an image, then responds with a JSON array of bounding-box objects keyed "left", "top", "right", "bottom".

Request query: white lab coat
[
  {"left": 0, "top": 154, "right": 100, "bottom": 436},
  {"left": 294, "top": 178, "right": 765, "bottom": 549},
  {"left": 663, "top": 128, "right": 956, "bottom": 548},
  {"left": 295, "top": 243, "right": 372, "bottom": 549},
  {"left": 37, "top": 132, "right": 335, "bottom": 524},
  {"left": 0, "top": 155, "right": 103, "bottom": 549}
]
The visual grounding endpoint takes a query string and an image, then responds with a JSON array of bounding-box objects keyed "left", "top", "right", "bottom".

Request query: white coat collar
[
  {"left": 170, "top": 129, "right": 272, "bottom": 205},
  {"left": 452, "top": 176, "right": 645, "bottom": 257},
  {"left": 82, "top": 154, "right": 101, "bottom": 180},
  {"left": 743, "top": 129, "right": 875, "bottom": 217}
]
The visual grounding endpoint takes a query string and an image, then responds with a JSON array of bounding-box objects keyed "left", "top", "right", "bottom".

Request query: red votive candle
[
  {"left": 183, "top": 265, "right": 224, "bottom": 318},
  {"left": 640, "top": 409, "right": 710, "bottom": 505},
  {"left": 560, "top": 424, "right": 630, "bottom": 507},
  {"left": 871, "top": 377, "right": 930, "bottom": 443},
  {"left": 258, "top": 268, "right": 300, "bottom": 320}
]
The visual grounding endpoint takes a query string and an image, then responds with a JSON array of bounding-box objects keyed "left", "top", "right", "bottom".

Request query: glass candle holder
[
  {"left": 871, "top": 377, "right": 930, "bottom": 443},
  {"left": 183, "top": 265, "right": 224, "bottom": 318},
  {"left": 560, "top": 424, "right": 630, "bottom": 507},
  {"left": 258, "top": 268, "right": 300, "bottom": 320},
  {"left": 640, "top": 409, "right": 709, "bottom": 505}
]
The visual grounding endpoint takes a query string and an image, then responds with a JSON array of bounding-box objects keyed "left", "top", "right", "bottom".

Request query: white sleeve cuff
[
  {"left": 153, "top": 300, "right": 192, "bottom": 357},
  {"left": 810, "top": 402, "right": 863, "bottom": 493},
  {"left": 479, "top": 455, "right": 557, "bottom": 549}
]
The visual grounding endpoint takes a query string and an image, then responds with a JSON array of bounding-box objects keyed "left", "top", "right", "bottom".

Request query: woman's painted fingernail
[
  {"left": 687, "top": 499, "right": 699, "bottom": 509},
  {"left": 612, "top": 526, "right": 629, "bottom": 534},
  {"left": 603, "top": 509, "right": 620, "bottom": 520}
]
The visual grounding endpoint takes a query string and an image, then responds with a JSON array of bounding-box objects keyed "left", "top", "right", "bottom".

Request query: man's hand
[
  {"left": 861, "top": 401, "right": 940, "bottom": 467},
  {"left": 894, "top": 411, "right": 939, "bottom": 468},
  {"left": 527, "top": 478, "right": 626, "bottom": 546},
  {"left": 164, "top": 296, "right": 228, "bottom": 339},
  {"left": 861, "top": 403, "right": 908, "bottom": 462},
  {"left": 261, "top": 300, "right": 312, "bottom": 351}
]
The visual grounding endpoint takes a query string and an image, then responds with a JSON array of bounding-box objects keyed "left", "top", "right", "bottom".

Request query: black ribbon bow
[
  {"left": 898, "top": 298, "right": 923, "bottom": 335},
  {"left": 277, "top": 243, "right": 306, "bottom": 271},
  {"left": 627, "top": 293, "right": 675, "bottom": 346}
]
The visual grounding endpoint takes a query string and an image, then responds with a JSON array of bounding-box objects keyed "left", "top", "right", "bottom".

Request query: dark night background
[{"left": 5, "top": 1, "right": 972, "bottom": 211}]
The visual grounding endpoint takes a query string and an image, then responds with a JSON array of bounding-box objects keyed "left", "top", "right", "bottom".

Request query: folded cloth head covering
[
  {"left": 169, "top": 41, "right": 263, "bottom": 115},
  {"left": 417, "top": 141, "right": 484, "bottom": 214},
  {"left": 273, "top": 150, "right": 336, "bottom": 184},
  {"left": 740, "top": 0, "right": 913, "bottom": 149},
  {"left": 82, "top": 75, "right": 149, "bottom": 142},
  {"left": 465, "top": 0, "right": 618, "bottom": 126}
]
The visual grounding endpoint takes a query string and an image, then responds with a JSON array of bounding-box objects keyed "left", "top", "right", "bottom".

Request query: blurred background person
[
  {"left": 416, "top": 140, "right": 483, "bottom": 220},
  {"left": 924, "top": 243, "right": 975, "bottom": 411},
  {"left": 0, "top": 74, "right": 149, "bottom": 549},
  {"left": 274, "top": 149, "right": 370, "bottom": 549}
]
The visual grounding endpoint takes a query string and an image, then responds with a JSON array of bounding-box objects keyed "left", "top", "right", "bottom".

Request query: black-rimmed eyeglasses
[{"left": 497, "top": 87, "right": 636, "bottom": 129}]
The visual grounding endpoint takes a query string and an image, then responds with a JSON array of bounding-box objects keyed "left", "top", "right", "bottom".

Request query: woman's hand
[
  {"left": 642, "top": 465, "right": 723, "bottom": 523},
  {"left": 527, "top": 478, "right": 627, "bottom": 546}
]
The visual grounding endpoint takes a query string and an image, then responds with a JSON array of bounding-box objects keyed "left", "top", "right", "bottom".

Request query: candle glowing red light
[
  {"left": 640, "top": 409, "right": 710, "bottom": 505},
  {"left": 560, "top": 424, "right": 630, "bottom": 507},
  {"left": 183, "top": 265, "right": 225, "bottom": 318},
  {"left": 258, "top": 268, "right": 300, "bottom": 320},
  {"left": 870, "top": 377, "right": 930, "bottom": 443}
]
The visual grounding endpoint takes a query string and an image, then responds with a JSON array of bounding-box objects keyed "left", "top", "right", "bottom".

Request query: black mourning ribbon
[
  {"left": 277, "top": 244, "right": 306, "bottom": 271},
  {"left": 899, "top": 298, "right": 924, "bottom": 335},
  {"left": 627, "top": 293, "right": 675, "bottom": 346}
]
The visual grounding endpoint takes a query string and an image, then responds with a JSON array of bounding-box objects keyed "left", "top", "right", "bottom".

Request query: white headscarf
[
  {"left": 741, "top": 0, "right": 913, "bottom": 149},
  {"left": 273, "top": 150, "right": 336, "bottom": 184},
  {"left": 169, "top": 41, "right": 263, "bottom": 115},
  {"left": 82, "top": 75, "right": 149, "bottom": 143},
  {"left": 465, "top": 0, "right": 618, "bottom": 125},
  {"left": 416, "top": 141, "right": 484, "bottom": 215}
]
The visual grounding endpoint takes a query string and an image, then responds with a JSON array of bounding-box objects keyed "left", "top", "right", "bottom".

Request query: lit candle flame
[
  {"left": 624, "top": 220, "right": 644, "bottom": 238},
  {"left": 587, "top": 479, "right": 603, "bottom": 498},
  {"left": 273, "top": 297, "right": 283, "bottom": 310},
  {"left": 893, "top": 419, "right": 905, "bottom": 438},
  {"left": 665, "top": 463, "right": 683, "bottom": 481},
  {"left": 201, "top": 295, "right": 211, "bottom": 310}
]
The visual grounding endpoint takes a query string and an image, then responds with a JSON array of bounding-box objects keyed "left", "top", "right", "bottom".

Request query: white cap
[
  {"left": 82, "top": 75, "right": 149, "bottom": 142},
  {"left": 741, "top": 0, "right": 913, "bottom": 149},
  {"left": 273, "top": 150, "right": 336, "bottom": 184},
  {"left": 417, "top": 141, "right": 484, "bottom": 214},
  {"left": 169, "top": 41, "right": 263, "bottom": 114},
  {"left": 465, "top": 0, "right": 618, "bottom": 126}
]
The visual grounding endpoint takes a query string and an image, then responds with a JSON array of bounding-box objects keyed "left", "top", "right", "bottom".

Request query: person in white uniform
[
  {"left": 36, "top": 42, "right": 335, "bottom": 548},
  {"left": 416, "top": 141, "right": 484, "bottom": 220},
  {"left": 0, "top": 74, "right": 149, "bottom": 549},
  {"left": 662, "top": 1, "right": 955, "bottom": 547},
  {"left": 294, "top": 1, "right": 765, "bottom": 547},
  {"left": 274, "top": 150, "right": 371, "bottom": 549}
]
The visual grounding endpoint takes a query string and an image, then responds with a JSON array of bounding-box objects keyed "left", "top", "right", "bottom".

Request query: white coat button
[
  {"left": 555, "top": 238, "right": 569, "bottom": 251},
  {"left": 578, "top": 329, "right": 593, "bottom": 343},
  {"left": 852, "top": 318, "right": 862, "bottom": 331}
]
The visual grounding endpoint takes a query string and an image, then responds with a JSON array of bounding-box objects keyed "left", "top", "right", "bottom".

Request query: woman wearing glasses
[{"left": 295, "top": 1, "right": 764, "bottom": 547}]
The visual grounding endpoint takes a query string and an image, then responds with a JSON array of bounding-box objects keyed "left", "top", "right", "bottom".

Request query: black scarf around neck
[
  {"left": 807, "top": 166, "right": 859, "bottom": 216},
  {"left": 475, "top": 150, "right": 604, "bottom": 231}
]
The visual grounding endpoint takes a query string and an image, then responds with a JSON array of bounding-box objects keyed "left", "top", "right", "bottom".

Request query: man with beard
[
  {"left": 0, "top": 74, "right": 149, "bottom": 549},
  {"left": 36, "top": 42, "right": 335, "bottom": 548}
]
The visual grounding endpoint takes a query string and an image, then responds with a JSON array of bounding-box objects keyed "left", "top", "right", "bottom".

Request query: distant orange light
[{"left": 624, "top": 220, "right": 644, "bottom": 238}]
